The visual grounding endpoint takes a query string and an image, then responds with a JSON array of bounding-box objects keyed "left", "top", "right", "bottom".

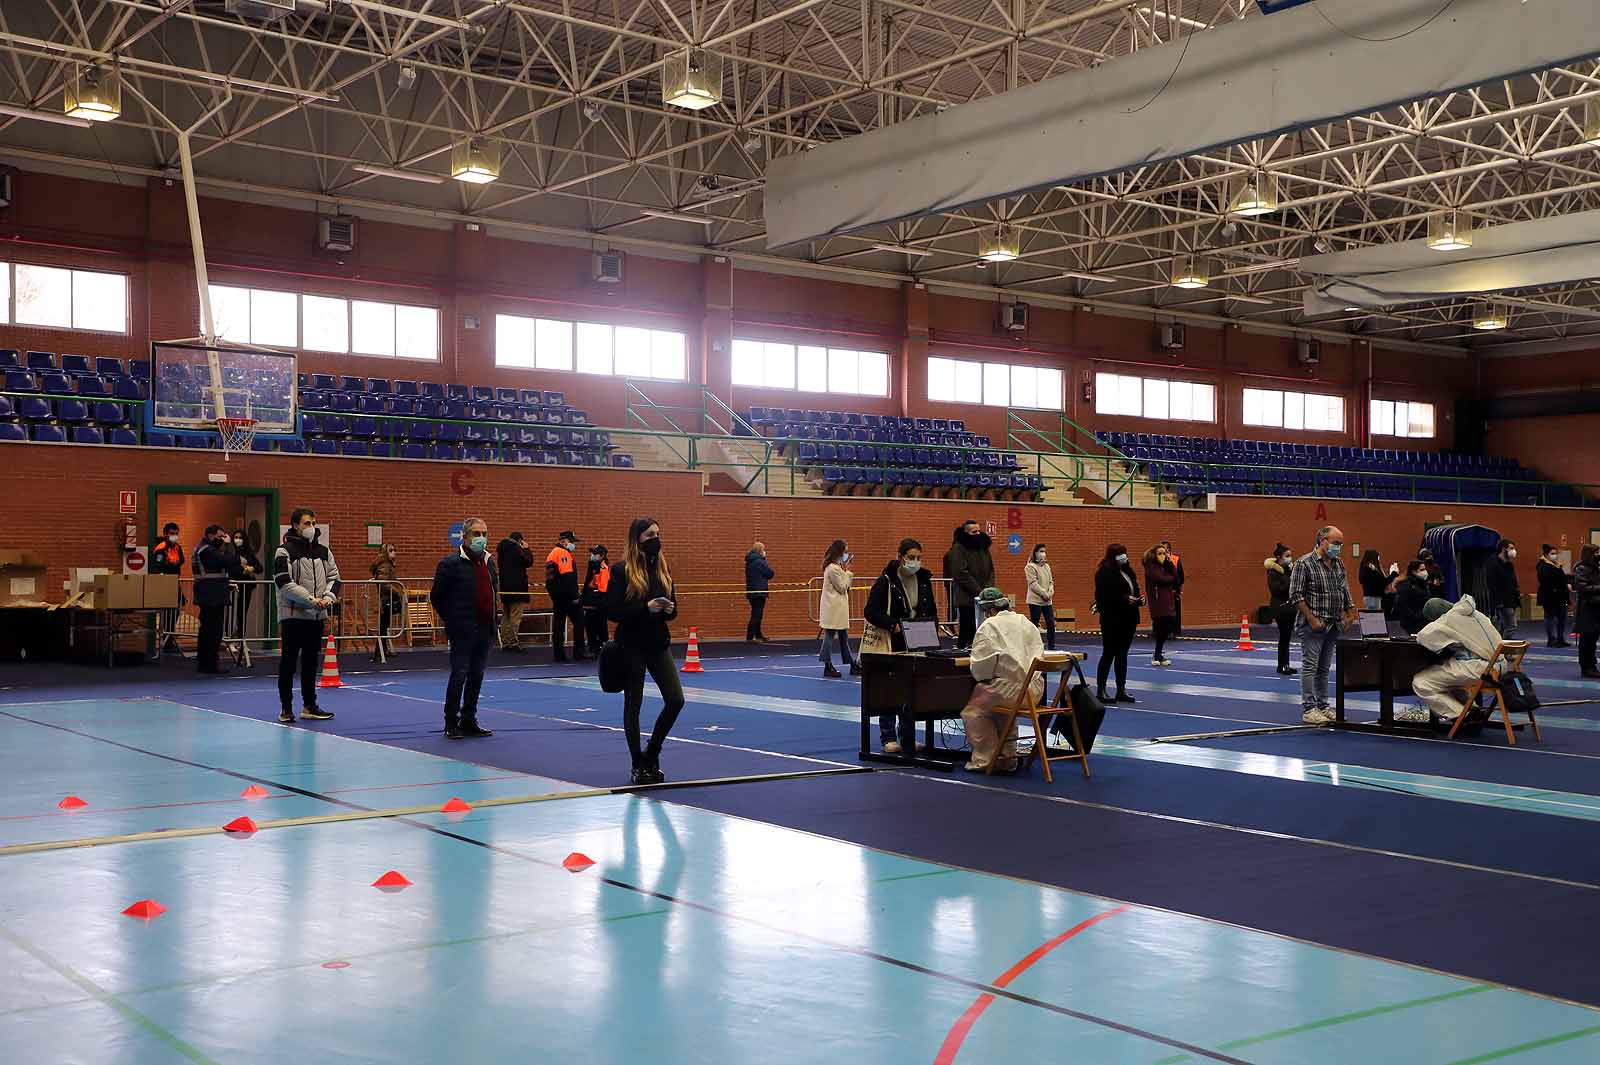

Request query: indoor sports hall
[{"left": 4, "top": 2, "right": 1600, "bottom": 1064}]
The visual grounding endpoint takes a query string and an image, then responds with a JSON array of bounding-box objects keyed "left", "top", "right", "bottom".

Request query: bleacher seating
[
  {"left": 746, "top": 405, "right": 1040, "bottom": 500},
  {"left": 1096, "top": 431, "right": 1547, "bottom": 506},
  {"left": 0, "top": 347, "right": 633, "bottom": 469}
]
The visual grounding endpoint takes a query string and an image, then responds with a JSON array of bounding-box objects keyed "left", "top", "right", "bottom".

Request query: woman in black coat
[
  {"left": 1264, "top": 542, "right": 1297, "bottom": 676},
  {"left": 1536, "top": 544, "right": 1572, "bottom": 649},
  {"left": 604, "top": 517, "right": 684, "bottom": 784},
  {"left": 1093, "top": 542, "right": 1143, "bottom": 703},
  {"left": 1391, "top": 559, "right": 1432, "bottom": 635},
  {"left": 1574, "top": 544, "right": 1600, "bottom": 678},
  {"left": 861, "top": 538, "right": 938, "bottom": 754},
  {"left": 232, "top": 528, "right": 263, "bottom": 642}
]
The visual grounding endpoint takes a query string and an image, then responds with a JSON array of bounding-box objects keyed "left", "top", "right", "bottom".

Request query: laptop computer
[
  {"left": 1357, "top": 611, "right": 1390, "bottom": 639},
  {"left": 902, "top": 619, "right": 942, "bottom": 651}
]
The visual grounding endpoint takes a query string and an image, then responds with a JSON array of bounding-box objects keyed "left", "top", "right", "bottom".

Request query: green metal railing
[{"left": 1007, "top": 409, "right": 1138, "bottom": 504}]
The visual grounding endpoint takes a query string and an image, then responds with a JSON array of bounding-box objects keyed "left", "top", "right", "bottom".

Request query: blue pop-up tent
[{"left": 1421, "top": 523, "right": 1502, "bottom": 603}]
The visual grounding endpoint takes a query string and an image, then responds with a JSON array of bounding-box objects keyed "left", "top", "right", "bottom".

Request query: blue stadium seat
[
  {"left": 56, "top": 400, "right": 88, "bottom": 423},
  {"left": 367, "top": 378, "right": 392, "bottom": 394},
  {"left": 146, "top": 431, "right": 177, "bottom": 448},
  {"left": 312, "top": 373, "right": 337, "bottom": 391},
  {"left": 76, "top": 376, "right": 109, "bottom": 398},
  {"left": 250, "top": 437, "right": 276, "bottom": 453},
  {"left": 310, "top": 439, "right": 338, "bottom": 455},
  {"left": 445, "top": 384, "right": 469, "bottom": 401},
  {"left": 333, "top": 441, "right": 366, "bottom": 457},
  {"left": 612, "top": 454, "right": 634, "bottom": 469},
  {"left": 31, "top": 425, "right": 66, "bottom": 443},
  {"left": 95, "top": 357, "right": 124, "bottom": 377},
  {"left": 427, "top": 444, "right": 455, "bottom": 461},
  {"left": 0, "top": 395, "right": 11, "bottom": 419},
  {"left": 420, "top": 382, "right": 445, "bottom": 400},
  {"left": 19, "top": 397, "right": 52, "bottom": 421},
  {"left": 338, "top": 376, "right": 362, "bottom": 392},
  {"left": 330, "top": 392, "right": 358, "bottom": 412},
  {"left": 322, "top": 415, "right": 351, "bottom": 436},
  {"left": 60, "top": 354, "right": 91, "bottom": 375},
  {"left": 0, "top": 350, "right": 16, "bottom": 369},
  {"left": 359, "top": 395, "right": 388, "bottom": 414},
  {"left": 129, "top": 359, "right": 150, "bottom": 379},
  {"left": 26, "top": 352, "right": 55, "bottom": 372},
  {"left": 0, "top": 423, "right": 24, "bottom": 442},
  {"left": 469, "top": 386, "right": 493, "bottom": 403},
  {"left": 541, "top": 391, "right": 565, "bottom": 407},
  {"left": 393, "top": 380, "right": 419, "bottom": 397},
  {"left": 109, "top": 428, "right": 138, "bottom": 446},
  {"left": 493, "top": 387, "right": 516, "bottom": 403},
  {"left": 5, "top": 370, "right": 38, "bottom": 392},
  {"left": 278, "top": 439, "right": 307, "bottom": 454},
  {"left": 111, "top": 378, "right": 144, "bottom": 403}
]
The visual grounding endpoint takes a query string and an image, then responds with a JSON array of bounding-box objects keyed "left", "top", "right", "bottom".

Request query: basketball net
[{"left": 215, "top": 417, "right": 257, "bottom": 462}]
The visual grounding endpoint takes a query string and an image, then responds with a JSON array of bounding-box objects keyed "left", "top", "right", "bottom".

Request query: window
[
  {"left": 1371, "top": 399, "right": 1435, "bottom": 439},
  {"left": 499, "top": 313, "right": 687, "bottom": 381},
  {"left": 1094, "top": 372, "right": 1214, "bottom": 422},
  {"left": 7, "top": 264, "right": 128, "bottom": 333},
  {"left": 205, "top": 284, "right": 438, "bottom": 360},
  {"left": 732, "top": 338, "right": 889, "bottom": 396},
  {"left": 1243, "top": 387, "right": 1344, "bottom": 432},
  {"left": 930, "top": 356, "right": 1062, "bottom": 409}
]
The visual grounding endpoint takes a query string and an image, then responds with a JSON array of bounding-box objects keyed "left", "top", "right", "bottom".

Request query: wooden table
[
  {"left": 858, "top": 652, "right": 974, "bottom": 770},
  {"left": 1334, "top": 637, "right": 1441, "bottom": 735}
]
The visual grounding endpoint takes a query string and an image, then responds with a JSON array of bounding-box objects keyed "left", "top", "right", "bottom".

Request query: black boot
[
  {"left": 644, "top": 750, "right": 665, "bottom": 785},
  {"left": 444, "top": 715, "right": 463, "bottom": 739},
  {"left": 823, "top": 664, "right": 842, "bottom": 678},
  {"left": 1114, "top": 690, "right": 1136, "bottom": 703},
  {"left": 459, "top": 717, "right": 493, "bottom": 738}
]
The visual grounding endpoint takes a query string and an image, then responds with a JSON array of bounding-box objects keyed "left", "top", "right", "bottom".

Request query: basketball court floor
[{"left": 4, "top": 634, "right": 1599, "bottom": 1064}]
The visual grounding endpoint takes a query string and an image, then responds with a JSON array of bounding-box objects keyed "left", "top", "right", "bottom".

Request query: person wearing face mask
[
  {"left": 862, "top": 537, "right": 938, "bottom": 753},
  {"left": 1392, "top": 559, "right": 1432, "bottom": 636},
  {"left": 1143, "top": 544, "right": 1179, "bottom": 667},
  {"left": 1288, "top": 525, "right": 1358, "bottom": 724},
  {"left": 429, "top": 516, "right": 498, "bottom": 739},
  {"left": 818, "top": 539, "right": 859, "bottom": 678},
  {"left": 1417, "top": 547, "right": 1446, "bottom": 601},
  {"left": 151, "top": 522, "right": 185, "bottom": 653},
  {"left": 1093, "top": 543, "right": 1142, "bottom": 703},
  {"left": 1024, "top": 544, "right": 1056, "bottom": 651},
  {"left": 944, "top": 520, "right": 996, "bottom": 648},
  {"left": 191, "top": 524, "right": 243, "bottom": 675},
  {"left": 581, "top": 544, "right": 612, "bottom": 651},
  {"left": 605, "top": 517, "right": 684, "bottom": 784},
  {"left": 1574, "top": 544, "right": 1600, "bottom": 678},
  {"left": 744, "top": 541, "right": 775, "bottom": 643},
  {"left": 232, "top": 529, "right": 262, "bottom": 644},
  {"left": 496, "top": 531, "right": 534, "bottom": 654},
  {"left": 1536, "top": 544, "right": 1572, "bottom": 649},
  {"left": 1486, "top": 540, "right": 1522, "bottom": 638},
  {"left": 369, "top": 542, "right": 402, "bottom": 661},
  {"left": 1264, "top": 543, "right": 1298, "bottom": 676},
  {"left": 545, "top": 530, "right": 587, "bottom": 663},
  {"left": 273, "top": 508, "right": 339, "bottom": 723}
]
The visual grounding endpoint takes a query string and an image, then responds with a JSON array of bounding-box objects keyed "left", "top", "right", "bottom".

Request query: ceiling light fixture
[
  {"left": 64, "top": 65, "right": 119, "bottom": 123},
  {"left": 1472, "top": 300, "right": 1509, "bottom": 331},
  {"left": 640, "top": 208, "right": 714, "bottom": 225},
  {"left": 663, "top": 48, "right": 723, "bottom": 111},
  {"left": 1171, "top": 254, "right": 1211, "bottom": 289},
  {"left": 1427, "top": 210, "right": 1473, "bottom": 251},
  {"left": 450, "top": 137, "right": 500, "bottom": 184},
  {"left": 352, "top": 163, "right": 446, "bottom": 185},
  {"left": 871, "top": 243, "right": 933, "bottom": 257},
  {"left": 0, "top": 102, "right": 92, "bottom": 128},
  {"left": 1227, "top": 293, "right": 1275, "bottom": 306},
  {"left": 979, "top": 223, "right": 1020, "bottom": 262},
  {"left": 1227, "top": 172, "right": 1279, "bottom": 217}
]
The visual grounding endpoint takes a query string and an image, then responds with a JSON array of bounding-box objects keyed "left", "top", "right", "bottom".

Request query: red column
[
  {"left": 901, "top": 282, "right": 928, "bottom": 418},
  {"left": 702, "top": 255, "right": 734, "bottom": 432}
]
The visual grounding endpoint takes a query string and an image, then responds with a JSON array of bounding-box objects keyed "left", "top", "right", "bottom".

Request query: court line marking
[
  {"left": 0, "top": 706, "right": 1250, "bottom": 1061},
  {"left": 1440, "top": 1025, "right": 1600, "bottom": 1065},
  {"left": 0, "top": 920, "right": 221, "bottom": 1065},
  {"left": 934, "top": 906, "right": 1129, "bottom": 1065}
]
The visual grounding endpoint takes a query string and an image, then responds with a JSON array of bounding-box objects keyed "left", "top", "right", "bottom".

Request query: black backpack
[{"left": 1500, "top": 671, "right": 1540, "bottom": 714}]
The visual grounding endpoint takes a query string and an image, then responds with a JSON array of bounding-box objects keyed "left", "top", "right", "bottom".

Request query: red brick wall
[{"left": 8, "top": 442, "right": 1592, "bottom": 638}]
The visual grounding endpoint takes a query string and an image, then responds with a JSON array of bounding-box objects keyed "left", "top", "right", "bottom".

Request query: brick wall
[{"left": 7, "top": 442, "right": 1593, "bottom": 639}]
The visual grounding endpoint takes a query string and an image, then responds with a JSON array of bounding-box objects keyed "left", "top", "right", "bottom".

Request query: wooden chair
[
  {"left": 988, "top": 652, "right": 1091, "bottom": 782},
  {"left": 1447, "top": 640, "right": 1540, "bottom": 745}
]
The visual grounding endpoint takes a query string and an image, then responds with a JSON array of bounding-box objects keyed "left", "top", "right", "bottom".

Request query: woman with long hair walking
[
  {"left": 818, "top": 539, "right": 859, "bottom": 678},
  {"left": 604, "top": 517, "right": 686, "bottom": 784},
  {"left": 1093, "top": 543, "right": 1143, "bottom": 703}
]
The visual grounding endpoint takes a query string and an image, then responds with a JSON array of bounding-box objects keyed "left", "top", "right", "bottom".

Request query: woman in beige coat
[
  {"left": 1024, "top": 543, "right": 1056, "bottom": 650},
  {"left": 819, "top": 539, "right": 859, "bottom": 678}
]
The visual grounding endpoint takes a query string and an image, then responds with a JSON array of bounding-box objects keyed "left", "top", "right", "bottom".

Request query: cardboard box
[
  {"left": 0, "top": 549, "right": 49, "bottom": 607},
  {"left": 92, "top": 574, "right": 144, "bottom": 611},
  {"left": 143, "top": 574, "right": 180, "bottom": 609},
  {"left": 69, "top": 567, "right": 110, "bottom": 597}
]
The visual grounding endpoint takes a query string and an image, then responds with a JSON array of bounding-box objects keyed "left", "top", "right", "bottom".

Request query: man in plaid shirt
[{"left": 1289, "top": 525, "right": 1359, "bottom": 724}]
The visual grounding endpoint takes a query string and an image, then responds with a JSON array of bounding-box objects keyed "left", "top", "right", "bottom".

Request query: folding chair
[
  {"left": 1447, "top": 640, "right": 1539, "bottom": 744},
  {"left": 989, "top": 651, "right": 1091, "bottom": 782}
]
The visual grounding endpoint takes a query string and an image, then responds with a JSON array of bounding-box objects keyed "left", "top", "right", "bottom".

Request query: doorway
[{"left": 149, "top": 485, "right": 279, "bottom": 648}]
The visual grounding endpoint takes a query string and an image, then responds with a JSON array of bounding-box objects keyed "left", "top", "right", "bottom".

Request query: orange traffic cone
[
  {"left": 317, "top": 635, "right": 343, "bottom": 689},
  {"left": 1235, "top": 615, "right": 1256, "bottom": 652},
  {"left": 682, "top": 627, "right": 705, "bottom": 673}
]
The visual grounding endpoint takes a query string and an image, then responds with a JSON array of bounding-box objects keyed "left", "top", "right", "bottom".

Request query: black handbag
[
  {"left": 596, "top": 640, "right": 628, "bottom": 693},
  {"left": 1500, "top": 671, "right": 1540, "bottom": 714},
  {"left": 1049, "top": 660, "right": 1106, "bottom": 754}
]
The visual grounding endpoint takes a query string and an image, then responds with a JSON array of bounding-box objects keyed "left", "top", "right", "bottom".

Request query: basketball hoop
[{"left": 215, "top": 417, "right": 257, "bottom": 461}]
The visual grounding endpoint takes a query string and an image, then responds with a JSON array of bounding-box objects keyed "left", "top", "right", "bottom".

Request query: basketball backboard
[{"left": 149, "top": 340, "right": 298, "bottom": 438}]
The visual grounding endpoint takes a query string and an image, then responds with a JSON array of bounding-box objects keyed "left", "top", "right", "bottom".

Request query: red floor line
[{"left": 932, "top": 906, "right": 1128, "bottom": 1065}]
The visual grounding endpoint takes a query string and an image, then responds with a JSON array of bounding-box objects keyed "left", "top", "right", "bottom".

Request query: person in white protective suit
[
  {"left": 960, "top": 586, "right": 1046, "bottom": 773},
  {"left": 1411, "top": 596, "right": 1503, "bottom": 724}
]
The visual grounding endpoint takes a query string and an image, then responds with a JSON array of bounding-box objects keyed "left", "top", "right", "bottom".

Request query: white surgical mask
[
  {"left": 1417, "top": 569, "right": 1428, "bottom": 580},
  {"left": 1035, "top": 553, "right": 1046, "bottom": 562},
  {"left": 1508, "top": 548, "right": 1518, "bottom": 560},
  {"left": 233, "top": 538, "right": 243, "bottom": 547},
  {"left": 1115, "top": 553, "right": 1129, "bottom": 565},
  {"left": 901, "top": 559, "right": 921, "bottom": 574}
]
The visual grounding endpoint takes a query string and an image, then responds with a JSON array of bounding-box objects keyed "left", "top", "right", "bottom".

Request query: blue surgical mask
[
  {"left": 901, "top": 559, "right": 921, "bottom": 574},
  {"left": 468, "top": 535, "right": 487, "bottom": 553},
  {"left": 1326, "top": 543, "right": 1343, "bottom": 559}
]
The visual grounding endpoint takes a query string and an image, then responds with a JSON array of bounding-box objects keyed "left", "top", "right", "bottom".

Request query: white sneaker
[
  {"left": 1152, "top": 657, "right": 1172, "bottom": 667},
  {"left": 1393, "top": 705, "right": 1431, "bottom": 724},
  {"left": 882, "top": 740, "right": 902, "bottom": 754},
  {"left": 1302, "top": 706, "right": 1336, "bottom": 725}
]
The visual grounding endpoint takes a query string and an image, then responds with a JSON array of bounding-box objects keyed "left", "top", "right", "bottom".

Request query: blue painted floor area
[{"left": 3, "top": 768, "right": 1598, "bottom": 1065}]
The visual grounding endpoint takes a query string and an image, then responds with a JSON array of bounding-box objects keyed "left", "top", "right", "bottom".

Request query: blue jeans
[
  {"left": 1546, "top": 606, "right": 1569, "bottom": 644},
  {"left": 1299, "top": 623, "right": 1341, "bottom": 710},
  {"left": 1494, "top": 607, "right": 1517, "bottom": 639}
]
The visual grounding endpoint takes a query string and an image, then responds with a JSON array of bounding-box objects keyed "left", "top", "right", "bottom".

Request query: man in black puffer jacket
[
  {"left": 943, "top": 520, "right": 995, "bottom": 648},
  {"left": 431, "top": 516, "right": 499, "bottom": 739}
]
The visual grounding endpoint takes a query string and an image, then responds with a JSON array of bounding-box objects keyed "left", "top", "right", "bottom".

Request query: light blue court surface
[{"left": 3, "top": 698, "right": 1600, "bottom": 1064}]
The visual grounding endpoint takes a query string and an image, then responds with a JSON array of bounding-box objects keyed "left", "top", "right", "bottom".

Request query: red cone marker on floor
[
  {"left": 441, "top": 797, "right": 471, "bottom": 813},
  {"left": 563, "top": 852, "right": 595, "bottom": 873},
  {"left": 240, "top": 785, "right": 269, "bottom": 800},
  {"left": 223, "top": 816, "right": 258, "bottom": 834},
  {"left": 1235, "top": 616, "right": 1256, "bottom": 652},
  {"left": 58, "top": 796, "right": 87, "bottom": 810},
  {"left": 317, "top": 634, "right": 343, "bottom": 689},
  {"left": 122, "top": 900, "right": 167, "bottom": 919},
  {"left": 681, "top": 627, "right": 705, "bottom": 673},
  {"left": 372, "top": 870, "right": 412, "bottom": 889}
]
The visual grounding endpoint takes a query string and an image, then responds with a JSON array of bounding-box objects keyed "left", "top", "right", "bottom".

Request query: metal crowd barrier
[{"left": 172, "top": 577, "right": 417, "bottom": 666}]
